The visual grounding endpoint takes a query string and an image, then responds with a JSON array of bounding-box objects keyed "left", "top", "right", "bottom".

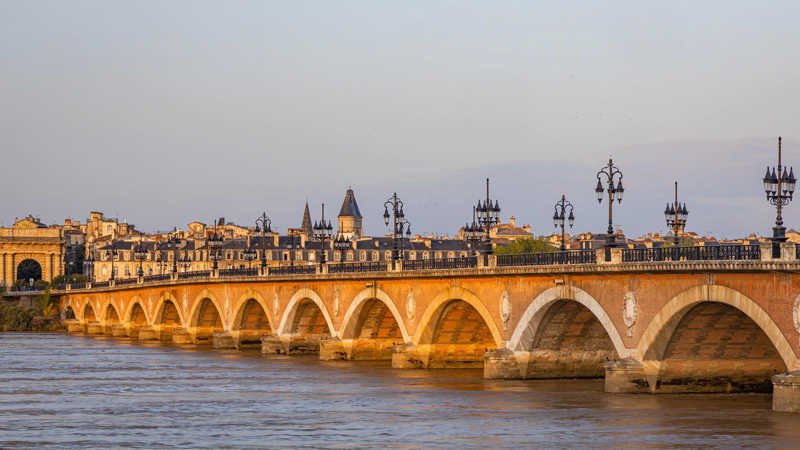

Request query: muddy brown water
[{"left": 1, "top": 333, "right": 799, "bottom": 449}]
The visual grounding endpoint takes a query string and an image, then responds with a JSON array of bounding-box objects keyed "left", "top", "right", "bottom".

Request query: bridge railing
[
  {"left": 177, "top": 270, "right": 210, "bottom": 280},
  {"left": 328, "top": 261, "right": 387, "bottom": 274},
  {"left": 115, "top": 278, "right": 138, "bottom": 286},
  {"left": 621, "top": 245, "right": 761, "bottom": 262},
  {"left": 219, "top": 268, "right": 259, "bottom": 277},
  {"left": 70, "top": 282, "right": 88, "bottom": 290},
  {"left": 92, "top": 280, "right": 110, "bottom": 288},
  {"left": 497, "top": 250, "right": 596, "bottom": 267},
  {"left": 403, "top": 257, "right": 478, "bottom": 271},
  {"left": 143, "top": 274, "right": 172, "bottom": 283},
  {"left": 269, "top": 265, "right": 316, "bottom": 276}
]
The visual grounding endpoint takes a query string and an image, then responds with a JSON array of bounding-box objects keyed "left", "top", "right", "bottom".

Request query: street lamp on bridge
[
  {"left": 208, "top": 220, "right": 224, "bottom": 271},
  {"left": 133, "top": 239, "right": 147, "bottom": 277},
  {"left": 255, "top": 212, "right": 272, "bottom": 268},
  {"left": 553, "top": 195, "right": 575, "bottom": 252},
  {"left": 595, "top": 158, "right": 624, "bottom": 260},
  {"left": 333, "top": 224, "right": 351, "bottom": 263},
  {"left": 464, "top": 206, "right": 483, "bottom": 256},
  {"left": 664, "top": 182, "right": 689, "bottom": 245},
  {"left": 384, "top": 193, "right": 412, "bottom": 268},
  {"left": 313, "top": 204, "right": 333, "bottom": 265},
  {"left": 763, "top": 137, "right": 796, "bottom": 258},
  {"left": 476, "top": 178, "right": 501, "bottom": 256}
]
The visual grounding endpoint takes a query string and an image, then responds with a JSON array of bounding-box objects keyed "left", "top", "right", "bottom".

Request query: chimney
[
  {"left": 648, "top": 233, "right": 652, "bottom": 239},
  {"left": 510, "top": 215, "right": 515, "bottom": 227},
  {"left": 524, "top": 224, "right": 531, "bottom": 233}
]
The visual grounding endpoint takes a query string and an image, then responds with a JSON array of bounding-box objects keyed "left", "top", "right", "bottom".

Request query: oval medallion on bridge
[
  {"left": 333, "top": 288, "right": 340, "bottom": 325},
  {"left": 273, "top": 293, "right": 279, "bottom": 317},
  {"left": 793, "top": 293, "right": 800, "bottom": 337},
  {"left": 406, "top": 292, "right": 415, "bottom": 326},
  {"left": 500, "top": 291, "right": 511, "bottom": 331},
  {"left": 623, "top": 291, "right": 637, "bottom": 337}
]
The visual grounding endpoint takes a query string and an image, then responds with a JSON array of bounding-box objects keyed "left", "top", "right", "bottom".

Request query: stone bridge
[{"left": 55, "top": 245, "right": 800, "bottom": 412}]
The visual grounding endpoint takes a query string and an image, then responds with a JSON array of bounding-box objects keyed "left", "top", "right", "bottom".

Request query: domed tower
[{"left": 338, "top": 184, "right": 363, "bottom": 239}]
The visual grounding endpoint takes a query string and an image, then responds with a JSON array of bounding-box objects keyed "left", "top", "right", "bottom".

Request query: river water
[{"left": 1, "top": 333, "right": 799, "bottom": 449}]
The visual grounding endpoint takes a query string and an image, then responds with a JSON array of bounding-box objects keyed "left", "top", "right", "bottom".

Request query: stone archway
[{"left": 17, "top": 258, "right": 43, "bottom": 282}]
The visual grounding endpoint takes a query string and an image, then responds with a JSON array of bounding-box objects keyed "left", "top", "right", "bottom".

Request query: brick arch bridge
[{"left": 56, "top": 245, "right": 800, "bottom": 412}]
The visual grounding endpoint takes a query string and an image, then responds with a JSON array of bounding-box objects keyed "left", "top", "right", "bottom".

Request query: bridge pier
[
  {"left": 391, "top": 342, "right": 424, "bottom": 369},
  {"left": 86, "top": 322, "right": 103, "bottom": 334},
  {"left": 604, "top": 358, "right": 649, "bottom": 393},
  {"left": 772, "top": 371, "right": 800, "bottom": 413},
  {"left": 110, "top": 324, "right": 129, "bottom": 337},
  {"left": 137, "top": 325, "right": 158, "bottom": 341},
  {"left": 261, "top": 334, "right": 289, "bottom": 354},
  {"left": 66, "top": 320, "right": 84, "bottom": 333},
  {"left": 212, "top": 331, "right": 236, "bottom": 349},
  {"left": 319, "top": 337, "right": 347, "bottom": 360},
  {"left": 483, "top": 348, "right": 524, "bottom": 379},
  {"left": 172, "top": 328, "right": 193, "bottom": 344}
]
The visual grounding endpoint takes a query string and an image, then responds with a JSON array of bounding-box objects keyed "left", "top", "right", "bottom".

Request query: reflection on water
[{"left": 1, "top": 333, "right": 798, "bottom": 449}]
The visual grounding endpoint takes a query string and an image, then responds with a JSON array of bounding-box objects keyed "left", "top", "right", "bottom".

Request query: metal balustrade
[
  {"left": 219, "top": 268, "right": 259, "bottom": 277},
  {"left": 328, "top": 262, "right": 387, "bottom": 274},
  {"left": 269, "top": 265, "right": 316, "bottom": 276},
  {"left": 497, "top": 251, "right": 596, "bottom": 267},
  {"left": 403, "top": 257, "right": 478, "bottom": 271},
  {"left": 92, "top": 281, "right": 110, "bottom": 288},
  {"left": 621, "top": 245, "right": 760, "bottom": 262},
  {"left": 178, "top": 270, "right": 210, "bottom": 280},
  {"left": 143, "top": 274, "right": 172, "bottom": 283},
  {"left": 115, "top": 278, "right": 138, "bottom": 286}
]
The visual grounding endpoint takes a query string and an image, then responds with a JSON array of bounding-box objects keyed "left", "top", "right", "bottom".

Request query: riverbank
[{"left": 0, "top": 303, "right": 64, "bottom": 332}]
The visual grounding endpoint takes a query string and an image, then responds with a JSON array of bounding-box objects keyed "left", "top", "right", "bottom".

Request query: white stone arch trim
[
  {"left": 232, "top": 289, "right": 275, "bottom": 332},
  {"left": 99, "top": 297, "right": 122, "bottom": 326},
  {"left": 413, "top": 286, "right": 503, "bottom": 348},
  {"left": 123, "top": 295, "right": 151, "bottom": 326},
  {"left": 277, "top": 287, "right": 335, "bottom": 337},
  {"left": 339, "top": 287, "right": 410, "bottom": 342},
  {"left": 187, "top": 289, "right": 227, "bottom": 331},
  {"left": 78, "top": 296, "right": 98, "bottom": 324},
  {"left": 636, "top": 284, "right": 800, "bottom": 372},
  {"left": 507, "top": 285, "right": 629, "bottom": 358},
  {"left": 153, "top": 291, "right": 186, "bottom": 329}
]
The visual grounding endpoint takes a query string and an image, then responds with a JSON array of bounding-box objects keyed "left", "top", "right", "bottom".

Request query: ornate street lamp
[
  {"left": 333, "top": 225, "right": 351, "bottom": 263},
  {"left": 595, "top": 158, "right": 624, "bottom": 259},
  {"left": 464, "top": 206, "right": 484, "bottom": 256},
  {"left": 313, "top": 204, "right": 333, "bottom": 265},
  {"left": 242, "top": 236, "right": 257, "bottom": 269},
  {"left": 553, "top": 195, "right": 575, "bottom": 252},
  {"left": 63, "top": 243, "right": 74, "bottom": 283},
  {"left": 255, "top": 212, "right": 272, "bottom": 268},
  {"left": 384, "top": 193, "right": 412, "bottom": 267},
  {"left": 763, "top": 137, "right": 796, "bottom": 258},
  {"left": 664, "top": 182, "right": 689, "bottom": 245},
  {"left": 178, "top": 254, "right": 192, "bottom": 273},
  {"left": 208, "top": 220, "right": 224, "bottom": 270},
  {"left": 286, "top": 230, "right": 301, "bottom": 267},
  {"left": 134, "top": 239, "right": 147, "bottom": 277},
  {"left": 107, "top": 238, "right": 118, "bottom": 281},
  {"left": 475, "top": 178, "right": 501, "bottom": 254},
  {"left": 84, "top": 252, "right": 95, "bottom": 282}
]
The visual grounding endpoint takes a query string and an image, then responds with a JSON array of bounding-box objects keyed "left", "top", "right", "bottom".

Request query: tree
[
  {"left": 16, "top": 259, "right": 42, "bottom": 282},
  {"left": 51, "top": 273, "right": 87, "bottom": 285},
  {"left": 494, "top": 236, "right": 556, "bottom": 255}
]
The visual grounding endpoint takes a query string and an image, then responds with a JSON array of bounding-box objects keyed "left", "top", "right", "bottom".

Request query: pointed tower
[
  {"left": 338, "top": 184, "right": 363, "bottom": 239},
  {"left": 301, "top": 200, "right": 313, "bottom": 237}
]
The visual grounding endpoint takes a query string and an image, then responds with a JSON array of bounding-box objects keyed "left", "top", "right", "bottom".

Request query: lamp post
[
  {"left": 464, "top": 206, "right": 483, "bottom": 256},
  {"left": 333, "top": 225, "right": 351, "bottom": 263},
  {"left": 763, "top": 137, "right": 797, "bottom": 258},
  {"left": 476, "top": 178, "right": 501, "bottom": 255},
  {"left": 313, "top": 204, "right": 333, "bottom": 265},
  {"left": 208, "top": 220, "right": 224, "bottom": 271},
  {"left": 242, "top": 235, "right": 257, "bottom": 269},
  {"left": 165, "top": 228, "right": 181, "bottom": 274},
  {"left": 134, "top": 239, "right": 147, "bottom": 277},
  {"left": 63, "top": 243, "right": 73, "bottom": 283},
  {"left": 178, "top": 254, "right": 191, "bottom": 273},
  {"left": 553, "top": 195, "right": 575, "bottom": 252},
  {"left": 595, "top": 158, "right": 624, "bottom": 259},
  {"left": 384, "top": 193, "right": 412, "bottom": 267},
  {"left": 664, "top": 182, "right": 689, "bottom": 245},
  {"left": 84, "top": 252, "right": 95, "bottom": 282},
  {"left": 286, "top": 230, "right": 301, "bottom": 267},
  {"left": 107, "top": 238, "right": 118, "bottom": 281},
  {"left": 255, "top": 213, "right": 272, "bottom": 268}
]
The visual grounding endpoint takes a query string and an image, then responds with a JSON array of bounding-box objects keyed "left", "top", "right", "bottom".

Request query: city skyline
[{"left": 2, "top": 2, "right": 799, "bottom": 239}]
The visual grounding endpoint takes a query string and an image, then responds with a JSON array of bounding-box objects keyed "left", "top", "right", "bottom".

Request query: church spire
[{"left": 301, "top": 200, "right": 313, "bottom": 237}]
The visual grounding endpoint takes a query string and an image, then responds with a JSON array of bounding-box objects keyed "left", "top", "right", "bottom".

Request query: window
[
  {"left": 146, "top": 267, "right": 152, "bottom": 275},
  {"left": 266, "top": 251, "right": 272, "bottom": 261},
  {"left": 334, "top": 251, "right": 341, "bottom": 261},
  {"left": 226, "top": 251, "right": 232, "bottom": 260},
  {"left": 106, "top": 225, "right": 112, "bottom": 232},
  {"left": 347, "top": 251, "right": 354, "bottom": 261},
  {"left": 124, "top": 252, "right": 130, "bottom": 261},
  {"left": 460, "top": 252, "right": 468, "bottom": 258},
  {"left": 296, "top": 250, "right": 303, "bottom": 261},
  {"left": 447, "top": 251, "right": 455, "bottom": 259},
  {"left": 103, "top": 252, "right": 109, "bottom": 261},
  {"left": 283, "top": 251, "right": 289, "bottom": 261},
  {"left": 423, "top": 251, "right": 430, "bottom": 259},
  {"left": 435, "top": 252, "right": 442, "bottom": 259},
  {"left": 101, "top": 267, "right": 107, "bottom": 276},
  {"left": 146, "top": 252, "right": 151, "bottom": 261},
  {"left": 168, "top": 253, "right": 174, "bottom": 262},
  {"left": 309, "top": 251, "right": 315, "bottom": 261},
  {"left": 124, "top": 266, "right": 130, "bottom": 276},
  {"left": 360, "top": 251, "right": 366, "bottom": 261},
  {"left": 385, "top": 251, "right": 392, "bottom": 261},
  {"left": 372, "top": 251, "right": 379, "bottom": 261},
  {"left": 409, "top": 251, "right": 416, "bottom": 260}
]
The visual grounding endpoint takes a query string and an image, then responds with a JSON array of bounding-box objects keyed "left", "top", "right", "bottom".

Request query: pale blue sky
[{"left": 1, "top": 1, "right": 799, "bottom": 239}]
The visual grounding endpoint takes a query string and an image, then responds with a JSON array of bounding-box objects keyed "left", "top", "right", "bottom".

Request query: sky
[{"left": 1, "top": 1, "right": 799, "bottom": 239}]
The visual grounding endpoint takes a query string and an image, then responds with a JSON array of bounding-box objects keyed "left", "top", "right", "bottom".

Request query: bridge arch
[
  {"left": 509, "top": 285, "right": 628, "bottom": 358},
  {"left": 82, "top": 300, "right": 97, "bottom": 323},
  {"left": 637, "top": 285, "right": 800, "bottom": 392},
  {"left": 153, "top": 291, "right": 185, "bottom": 340},
  {"left": 232, "top": 289, "right": 274, "bottom": 347},
  {"left": 278, "top": 287, "right": 334, "bottom": 337},
  {"left": 100, "top": 300, "right": 121, "bottom": 327},
  {"left": 414, "top": 286, "right": 502, "bottom": 368},
  {"left": 340, "top": 288, "right": 409, "bottom": 342},
  {"left": 188, "top": 290, "right": 226, "bottom": 343}
]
